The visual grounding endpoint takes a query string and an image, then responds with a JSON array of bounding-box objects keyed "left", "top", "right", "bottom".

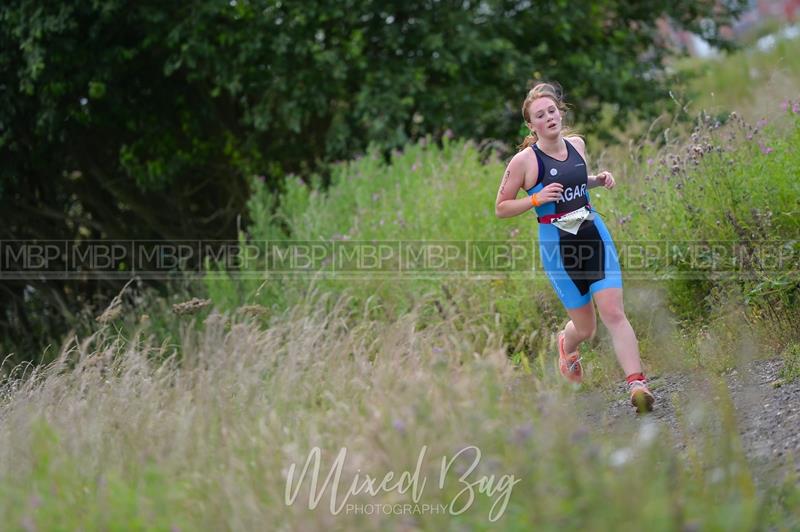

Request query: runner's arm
[{"left": 495, "top": 154, "right": 534, "bottom": 219}]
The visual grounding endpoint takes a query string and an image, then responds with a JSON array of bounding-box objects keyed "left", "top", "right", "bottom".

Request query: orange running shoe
[
  {"left": 557, "top": 330, "right": 583, "bottom": 384},
  {"left": 628, "top": 379, "right": 655, "bottom": 413}
]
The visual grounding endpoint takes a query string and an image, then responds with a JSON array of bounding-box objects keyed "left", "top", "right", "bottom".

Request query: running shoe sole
[{"left": 630, "top": 388, "right": 655, "bottom": 414}]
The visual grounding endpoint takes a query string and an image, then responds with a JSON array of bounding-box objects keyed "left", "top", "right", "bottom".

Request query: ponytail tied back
[{"left": 518, "top": 131, "right": 537, "bottom": 151}]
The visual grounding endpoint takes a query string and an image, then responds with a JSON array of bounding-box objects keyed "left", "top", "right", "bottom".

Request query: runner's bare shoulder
[{"left": 513, "top": 146, "right": 539, "bottom": 191}]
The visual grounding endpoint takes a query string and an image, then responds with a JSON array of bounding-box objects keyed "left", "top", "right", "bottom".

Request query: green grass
[
  {"left": 203, "top": 104, "right": 799, "bottom": 375},
  {"left": 1, "top": 298, "right": 797, "bottom": 530},
  {"left": 779, "top": 342, "right": 800, "bottom": 383},
  {"left": 679, "top": 32, "right": 800, "bottom": 123}
]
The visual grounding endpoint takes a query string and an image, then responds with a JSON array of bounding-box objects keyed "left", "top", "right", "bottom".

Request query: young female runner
[{"left": 494, "top": 82, "right": 655, "bottom": 413}]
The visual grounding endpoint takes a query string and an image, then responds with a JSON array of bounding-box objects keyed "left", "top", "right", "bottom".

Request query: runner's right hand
[{"left": 535, "top": 183, "right": 564, "bottom": 204}]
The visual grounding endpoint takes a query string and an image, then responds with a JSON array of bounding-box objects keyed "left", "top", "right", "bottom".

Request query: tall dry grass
[{"left": 1, "top": 284, "right": 796, "bottom": 530}]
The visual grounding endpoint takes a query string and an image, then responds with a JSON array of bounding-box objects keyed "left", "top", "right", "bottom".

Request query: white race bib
[{"left": 551, "top": 206, "right": 592, "bottom": 235}]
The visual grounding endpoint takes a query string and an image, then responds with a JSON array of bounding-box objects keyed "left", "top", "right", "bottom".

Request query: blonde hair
[{"left": 518, "top": 81, "right": 576, "bottom": 151}]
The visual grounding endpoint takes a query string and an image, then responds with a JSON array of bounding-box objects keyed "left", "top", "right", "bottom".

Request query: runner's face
[{"left": 527, "top": 97, "right": 562, "bottom": 139}]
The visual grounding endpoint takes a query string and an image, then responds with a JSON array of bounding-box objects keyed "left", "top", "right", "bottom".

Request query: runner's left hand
[{"left": 596, "top": 171, "right": 615, "bottom": 189}]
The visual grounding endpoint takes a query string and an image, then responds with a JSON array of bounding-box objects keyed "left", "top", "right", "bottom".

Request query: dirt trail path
[{"left": 580, "top": 358, "right": 800, "bottom": 482}]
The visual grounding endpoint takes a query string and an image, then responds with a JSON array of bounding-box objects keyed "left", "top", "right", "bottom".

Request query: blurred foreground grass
[{"left": 1, "top": 293, "right": 798, "bottom": 530}]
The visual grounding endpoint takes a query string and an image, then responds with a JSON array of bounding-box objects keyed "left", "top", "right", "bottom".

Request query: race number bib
[{"left": 552, "top": 206, "right": 592, "bottom": 235}]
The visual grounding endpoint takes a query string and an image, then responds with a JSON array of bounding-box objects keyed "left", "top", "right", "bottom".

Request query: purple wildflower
[
  {"left": 511, "top": 422, "right": 534, "bottom": 445},
  {"left": 758, "top": 142, "right": 773, "bottom": 155},
  {"left": 756, "top": 118, "right": 768, "bottom": 128},
  {"left": 29, "top": 494, "right": 42, "bottom": 508},
  {"left": 793, "top": 102, "right": 800, "bottom": 114},
  {"left": 647, "top": 158, "right": 654, "bottom": 166},
  {"left": 781, "top": 100, "right": 789, "bottom": 112}
]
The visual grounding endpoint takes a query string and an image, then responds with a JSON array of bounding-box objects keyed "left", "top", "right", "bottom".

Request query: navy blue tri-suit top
[{"left": 525, "top": 138, "right": 622, "bottom": 309}]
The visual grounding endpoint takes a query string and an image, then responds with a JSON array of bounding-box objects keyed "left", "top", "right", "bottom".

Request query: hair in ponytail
[
  {"left": 519, "top": 130, "right": 538, "bottom": 151},
  {"left": 517, "top": 81, "right": 576, "bottom": 151}
]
